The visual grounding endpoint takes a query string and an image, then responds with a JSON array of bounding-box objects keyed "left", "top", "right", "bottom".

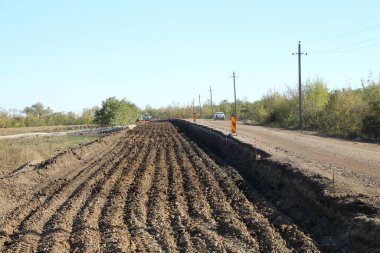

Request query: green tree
[
  {"left": 77, "top": 107, "right": 98, "bottom": 125},
  {"left": 262, "top": 90, "right": 292, "bottom": 126},
  {"left": 23, "top": 102, "right": 51, "bottom": 118},
  {"left": 362, "top": 100, "right": 380, "bottom": 139},
  {"left": 0, "top": 109, "right": 9, "bottom": 128},
  {"left": 250, "top": 100, "right": 268, "bottom": 124},
  {"left": 65, "top": 112, "right": 77, "bottom": 125},
  {"left": 303, "top": 79, "right": 329, "bottom": 129},
  {"left": 321, "top": 89, "right": 365, "bottom": 137},
  {"left": 46, "top": 112, "right": 66, "bottom": 125},
  {"left": 94, "top": 97, "right": 139, "bottom": 126},
  {"left": 24, "top": 114, "right": 40, "bottom": 127},
  {"left": 361, "top": 81, "right": 380, "bottom": 139},
  {"left": 236, "top": 98, "right": 250, "bottom": 120},
  {"left": 23, "top": 102, "right": 53, "bottom": 126},
  {"left": 217, "top": 99, "right": 233, "bottom": 118},
  {"left": 202, "top": 99, "right": 213, "bottom": 119}
]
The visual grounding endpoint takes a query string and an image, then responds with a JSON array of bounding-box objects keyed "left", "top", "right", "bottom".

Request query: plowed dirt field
[{"left": 0, "top": 121, "right": 378, "bottom": 252}]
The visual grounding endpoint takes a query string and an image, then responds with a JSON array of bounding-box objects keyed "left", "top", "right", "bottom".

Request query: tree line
[
  {"left": 146, "top": 76, "right": 380, "bottom": 140},
  {"left": 243, "top": 78, "right": 380, "bottom": 139},
  {"left": 0, "top": 102, "right": 97, "bottom": 128},
  {"left": 0, "top": 97, "right": 140, "bottom": 128},
  {"left": 1, "top": 77, "right": 379, "bottom": 140}
]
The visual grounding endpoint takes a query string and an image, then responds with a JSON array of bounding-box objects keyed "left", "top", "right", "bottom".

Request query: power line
[
  {"left": 316, "top": 42, "right": 380, "bottom": 55},
  {"left": 332, "top": 36, "right": 380, "bottom": 50},
  {"left": 241, "top": 47, "right": 294, "bottom": 80},
  {"left": 310, "top": 36, "right": 380, "bottom": 54},
  {"left": 306, "top": 24, "right": 380, "bottom": 42},
  {"left": 242, "top": 57, "right": 294, "bottom": 80},
  {"left": 333, "top": 41, "right": 380, "bottom": 53},
  {"left": 217, "top": 78, "right": 231, "bottom": 87}
]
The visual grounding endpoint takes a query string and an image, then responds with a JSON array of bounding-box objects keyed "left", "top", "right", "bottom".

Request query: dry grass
[
  {"left": 0, "top": 125, "right": 92, "bottom": 136},
  {"left": 0, "top": 135, "right": 97, "bottom": 177}
]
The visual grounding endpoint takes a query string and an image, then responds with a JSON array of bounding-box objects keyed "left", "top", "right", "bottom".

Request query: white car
[
  {"left": 142, "top": 114, "right": 152, "bottom": 121},
  {"left": 214, "top": 112, "right": 226, "bottom": 120}
]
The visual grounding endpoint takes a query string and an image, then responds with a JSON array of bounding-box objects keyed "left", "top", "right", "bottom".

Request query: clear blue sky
[{"left": 1, "top": 1, "right": 380, "bottom": 113}]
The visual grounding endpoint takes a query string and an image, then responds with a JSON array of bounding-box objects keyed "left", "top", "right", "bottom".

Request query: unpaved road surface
[
  {"left": 199, "top": 119, "right": 380, "bottom": 198},
  {"left": 0, "top": 121, "right": 378, "bottom": 252}
]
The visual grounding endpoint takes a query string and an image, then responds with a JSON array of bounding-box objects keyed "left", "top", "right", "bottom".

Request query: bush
[
  {"left": 94, "top": 97, "right": 139, "bottom": 126},
  {"left": 363, "top": 114, "right": 380, "bottom": 139},
  {"left": 303, "top": 79, "right": 329, "bottom": 129}
]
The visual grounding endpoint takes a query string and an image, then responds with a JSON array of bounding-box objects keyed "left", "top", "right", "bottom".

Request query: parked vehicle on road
[
  {"left": 142, "top": 114, "right": 152, "bottom": 121},
  {"left": 213, "top": 112, "right": 226, "bottom": 120}
]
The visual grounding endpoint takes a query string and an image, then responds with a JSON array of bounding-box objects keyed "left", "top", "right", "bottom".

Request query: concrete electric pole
[
  {"left": 209, "top": 86, "right": 213, "bottom": 118},
  {"left": 231, "top": 72, "right": 238, "bottom": 134},
  {"left": 232, "top": 72, "right": 237, "bottom": 115},
  {"left": 198, "top": 94, "right": 202, "bottom": 119},
  {"left": 293, "top": 41, "right": 307, "bottom": 129}
]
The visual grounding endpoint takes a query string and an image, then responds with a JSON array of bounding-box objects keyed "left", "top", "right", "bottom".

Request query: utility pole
[
  {"left": 192, "top": 99, "right": 196, "bottom": 122},
  {"left": 198, "top": 94, "right": 202, "bottom": 119},
  {"left": 209, "top": 86, "right": 213, "bottom": 118},
  {"left": 231, "top": 72, "right": 238, "bottom": 134},
  {"left": 232, "top": 72, "right": 237, "bottom": 115},
  {"left": 293, "top": 41, "right": 307, "bottom": 129}
]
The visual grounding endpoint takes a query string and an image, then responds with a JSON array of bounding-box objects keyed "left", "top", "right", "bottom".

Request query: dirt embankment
[{"left": 0, "top": 121, "right": 378, "bottom": 252}]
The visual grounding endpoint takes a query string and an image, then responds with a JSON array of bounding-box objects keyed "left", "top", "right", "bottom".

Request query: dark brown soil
[{"left": 0, "top": 121, "right": 378, "bottom": 252}]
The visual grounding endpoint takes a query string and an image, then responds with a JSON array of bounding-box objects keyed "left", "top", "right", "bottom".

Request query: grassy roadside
[{"left": 0, "top": 135, "right": 97, "bottom": 177}]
